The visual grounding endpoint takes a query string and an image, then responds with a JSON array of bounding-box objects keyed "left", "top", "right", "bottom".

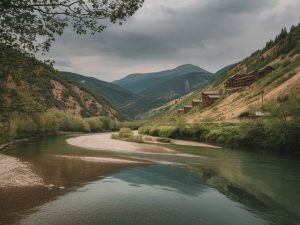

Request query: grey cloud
[
  {"left": 45, "top": 0, "right": 300, "bottom": 81},
  {"left": 206, "top": 0, "right": 274, "bottom": 14}
]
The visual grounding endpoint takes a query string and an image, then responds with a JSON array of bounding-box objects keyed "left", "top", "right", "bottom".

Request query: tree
[{"left": 0, "top": 0, "right": 144, "bottom": 53}]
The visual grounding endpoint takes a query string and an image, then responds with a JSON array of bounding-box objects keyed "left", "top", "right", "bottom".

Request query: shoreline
[
  {"left": 0, "top": 154, "right": 43, "bottom": 188},
  {"left": 66, "top": 133, "right": 177, "bottom": 154},
  {"left": 66, "top": 132, "right": 221, "bottom": 154}
]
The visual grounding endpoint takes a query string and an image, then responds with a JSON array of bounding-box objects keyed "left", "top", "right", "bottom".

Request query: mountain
[
  {"left": 145, "top": 23, "right": 300, "bottom": 122},
  {"left": 0, "top": 44, "right": 123, "bottom": 119},
  {"left": 113, "top": 64, "right": 213, "bottom": 117},
  {"left": 113, "top": 64, "right": 211, "bottom": 94},
  {"left": 60, "top": 72, "right": 137, "bottom": 109}
]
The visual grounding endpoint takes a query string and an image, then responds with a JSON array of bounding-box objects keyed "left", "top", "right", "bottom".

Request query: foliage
[
  {"left": 111, "top": 127, "right": 143, "bottom": 143},
  {"left": 118, "top": 128, "right": 134, "bottom": 139},
  {"left": 0, "top": 0, "right": 144, "bottom": 53},
  {"left": 0, "top": 109, "right": 122, "bottom": 144}
]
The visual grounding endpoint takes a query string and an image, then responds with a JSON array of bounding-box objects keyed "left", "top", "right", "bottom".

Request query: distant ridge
[
  {"left": 113, "top": 64, "right": 211, "bottom": 94},
  {"left": 61, "top": 71, "right": 137, "bottom": 109},
  {"left": 113, "top": 64, "right": 214, "bottom": 117}
]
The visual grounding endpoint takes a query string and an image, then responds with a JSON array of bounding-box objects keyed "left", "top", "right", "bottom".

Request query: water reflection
[
  {"left": 18, "top": 165, "right": 270, "bottom": 225},
  {"left": 110, "top": 165, "right": 207, "bottom": 196},
  {"left": 1, "top": 136, "right": 300, "bottom": 225}
]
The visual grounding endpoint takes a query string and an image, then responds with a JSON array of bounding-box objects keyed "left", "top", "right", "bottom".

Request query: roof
[
  {"left": 203, "top": 91, "right": 220, "bottom": 95},
  {"left": 207, "top": 95, "right": 221, "bottom": 99},
  {"left": 192, "top": 99, "right": 202, "bottom": 103},
  {"left": 254, "top": 111, "right": 267, "bottom": 117},
  {"left": 177, "top": 108, "right": 184, "bottom": 111},
  {"left": 184, "top": 105, "right": 193, "bottom": 108}
]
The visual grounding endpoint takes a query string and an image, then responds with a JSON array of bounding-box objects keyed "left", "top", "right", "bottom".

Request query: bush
[
  {"left": 118, "top": 128, "right": 134, "bottom": 139},
  {"left": 84, "top": 117, "right": 103, "bottom": 132},
  {"left": 111, "top": 128, "right": 143, "bottom": 143}
]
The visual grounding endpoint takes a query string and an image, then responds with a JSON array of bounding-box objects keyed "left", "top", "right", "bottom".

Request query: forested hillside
[
  {"left": 0, "top": 44, "right": 124, "bottom": 143},
  {"left": 61, "top": 71, "right": 138, "bottom": 109},
  {"left": 114, "top": 64, "right": 214, "bottom": 117}
]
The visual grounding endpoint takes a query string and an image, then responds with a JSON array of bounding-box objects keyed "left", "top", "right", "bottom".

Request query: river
[{"left": 1, "top": 134, "right": 300, "bottom": 225}]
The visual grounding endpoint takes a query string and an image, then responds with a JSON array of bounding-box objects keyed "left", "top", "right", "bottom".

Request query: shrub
[
  {"left": 84, "top": 117, "right": 103, "bottom": 132},
  {"left": 111, "top": 133, "right": 118, "bottom": 139},
  {"left": 118, "top": 128, "right": 134, "bottom": 139}
]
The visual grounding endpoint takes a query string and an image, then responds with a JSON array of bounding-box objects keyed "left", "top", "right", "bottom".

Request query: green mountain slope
[
  {"left": 146, "top": 24, "right": 300, "bottom": 123},
  {"left": 0, "top": 44, "right": 123, "bottom": 119},
  {"left": 60, "top": 72, "right": 137, "bottom": 109},
  {"left": 113, "top": 64, "right": 214, "bottom": 117},
  {"left": 121, "top": 72, "right": 213, "bottom": 116},
  {"left": 113, "top": 64, "right": 212, "bottom": 94}
]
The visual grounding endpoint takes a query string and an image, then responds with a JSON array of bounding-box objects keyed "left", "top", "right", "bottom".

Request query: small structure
[
  {"left": 224, "top": 66, "right": 274, "bottom": 89},
  {"left": 184, "top": 105, "right": 193, "bottom": 113},
  {"left": 177, "top": 108, "right": 185, "bottom": 115},
  {"left": 238, "top": 111, "right": 268, "bottom": 119},
  {"left": 192, "top": 99, "right": 202, "bottom": 107},
  {"left": 202, "top": 91, "right": 221, "bottom": 107}
]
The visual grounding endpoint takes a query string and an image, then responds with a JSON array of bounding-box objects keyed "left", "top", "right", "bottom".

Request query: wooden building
[
  {"left": 184, "top": 105, "right": 192, "bottom": 113},
  {"left": 177, "top": 108, "right": 185, "bottom": 114},
  {"left": 192, "top": 99, "right": 202, "bottom": 107},
  {"left": 202, "top": 91, "right": 221, "bottom": 107},
  {"left": 224, "top": 66, "right": 274, "bottom": 89}
]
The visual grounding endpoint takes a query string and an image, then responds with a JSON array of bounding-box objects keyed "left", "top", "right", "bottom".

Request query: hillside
[
  {"left": 146, "top": 24, "right": 300, "bottom": 123},
  {"left": 0, "top": 44, "right": 122, "bottom": 119},
  {"left": 60, "top": 72, "right": 137, "bottom": 109},
  {"left": 114, "top": 64, "right": 214, "bottom": 117},
  {"left": 113, "top": 64, "right": 211, "bottom": 94}
]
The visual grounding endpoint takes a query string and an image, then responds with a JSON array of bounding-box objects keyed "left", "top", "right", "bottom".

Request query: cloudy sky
[{"left": 46, "top": 0, "right": 300, "bottom": 82}]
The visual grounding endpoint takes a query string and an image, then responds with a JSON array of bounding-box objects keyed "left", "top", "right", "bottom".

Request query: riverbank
[
  {"left": 0, "top": 154, "right": 43, "bottom": 188},
  {"left": 138, "top": 121, "right": 300, "bottom": 152},
  {"left": 66, "top": 133, "right": 177, "bottom": 153},
  {"left": 66, "top": 132, "right": 220, "bottom": 154}
]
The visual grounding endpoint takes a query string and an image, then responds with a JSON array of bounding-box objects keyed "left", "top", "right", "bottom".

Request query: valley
[{"left": 1, "top": 3, "right": 300, "bottom": 224}]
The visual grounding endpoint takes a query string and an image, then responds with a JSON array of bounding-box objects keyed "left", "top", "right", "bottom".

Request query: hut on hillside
[
  {"left": 192, "top": 99, "right": 202, "bottom": 107},
  {"left": 177, "top": 108, "right": 185, "bottom": 114},
  {"left": 224, "top": 66, "right": 274, "bottom": 89},
  {"left": 184, "top": 105, "right": 193, "bottom": 113},
  {"left": 238, "top": 111, "right": 268, "bottom": 119},
  {"left": 202, "top": 91, "right": 221, "bottom": 107}
]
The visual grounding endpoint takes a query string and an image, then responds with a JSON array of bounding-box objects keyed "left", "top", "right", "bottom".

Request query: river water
[{"left": 1, "top": 135, "right": 300, "bottom": 225}]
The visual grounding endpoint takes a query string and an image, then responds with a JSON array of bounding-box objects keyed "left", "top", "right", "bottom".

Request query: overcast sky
[{"left": 45, "top": 0, "right": 300, "bottom": 82}]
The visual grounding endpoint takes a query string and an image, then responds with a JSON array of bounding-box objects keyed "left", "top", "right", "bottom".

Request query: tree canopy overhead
[{"left": 0, "top": 0, "right": 144, "bottom": 53}]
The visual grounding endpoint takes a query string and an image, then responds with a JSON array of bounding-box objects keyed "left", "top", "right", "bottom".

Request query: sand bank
[
  {"left": 0, "top": 154, "right": 43, "bottom": 188},
  {"left": 54, "top": 155, "right": 147, "bottom": 164},
  {"left": 66, "top": 133, "right": 177, "bottom": 153}
]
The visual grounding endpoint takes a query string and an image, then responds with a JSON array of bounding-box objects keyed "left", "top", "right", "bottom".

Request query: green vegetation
[
  {"left": 111, "top": 128, "right": 143, "bottom": 143},
  {"left": 0, "top": 109, "right": 124, "bottom": 144}
]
